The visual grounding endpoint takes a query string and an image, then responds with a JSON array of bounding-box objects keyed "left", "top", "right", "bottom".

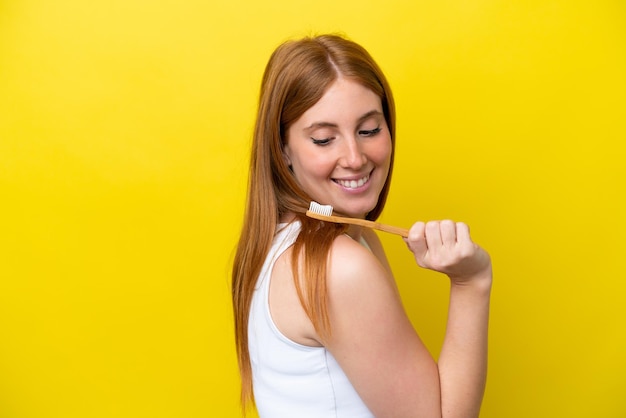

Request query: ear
[{"left": 282, "top": 144, "right": 292, "bottom": 167}]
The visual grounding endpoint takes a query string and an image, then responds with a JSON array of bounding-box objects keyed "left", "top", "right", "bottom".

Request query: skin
[
  {"left": 282, "top": 77, "right": 392, "bottom": 220},
  {"left": 271, "top": 77, "right": 493, "bottom": 418}
]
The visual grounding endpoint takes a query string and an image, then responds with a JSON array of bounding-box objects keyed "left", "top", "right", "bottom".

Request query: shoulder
[
  {"left": 323, "top": 233, "right": 439, "bottom": 417},
  {"left": 324, "top": 233, "right": 401, "bottom": 328},
  {"left": 326, "top": 233, "right": 394, "bottom": 291},
  {"left": 329, "top": 234, "right": 382, "bottom": 271},
  {"left": 327, "top": 231, "right": 394, "bottom": 287},
  {"left": 361, "top": 228, "right": 393, "bottom": 274}
]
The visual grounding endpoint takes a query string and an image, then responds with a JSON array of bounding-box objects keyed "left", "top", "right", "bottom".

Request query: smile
[{"left": 334, "top": 174, "right": 370, "bottom": 189}]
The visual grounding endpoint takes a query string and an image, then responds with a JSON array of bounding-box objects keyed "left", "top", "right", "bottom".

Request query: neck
[{"left": 345, "top": 225, "right": 364, "bottom": 242}]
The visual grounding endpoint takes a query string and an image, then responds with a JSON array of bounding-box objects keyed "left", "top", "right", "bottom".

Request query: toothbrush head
[{"left": 307, "top": 201, "right": 333, "bottom": 217}]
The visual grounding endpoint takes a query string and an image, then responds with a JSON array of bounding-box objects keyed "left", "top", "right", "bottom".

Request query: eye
[
  {"left": 311, "top": 137, "right": 333, "bottom": 146},
  {"left": 358, "top": 127, "right": 382, "bottom": 137}
]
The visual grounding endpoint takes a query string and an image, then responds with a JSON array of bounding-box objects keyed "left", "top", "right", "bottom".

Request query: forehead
[{"left": 296, "top": 78, "right": 383, "bottom": 126}]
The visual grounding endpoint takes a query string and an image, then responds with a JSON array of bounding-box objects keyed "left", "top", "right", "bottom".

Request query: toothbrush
[{"left": 305, "top": 201, "right": 409, "bottom": 238}]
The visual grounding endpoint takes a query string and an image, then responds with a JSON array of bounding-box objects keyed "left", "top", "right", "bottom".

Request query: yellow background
[{"left": 1, "top": 0, "right": 624, "bottom": 417}]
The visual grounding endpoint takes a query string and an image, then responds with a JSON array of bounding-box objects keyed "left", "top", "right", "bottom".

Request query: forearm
[{"left": 438, "top": 275, "right": 492, "bottom": 418}]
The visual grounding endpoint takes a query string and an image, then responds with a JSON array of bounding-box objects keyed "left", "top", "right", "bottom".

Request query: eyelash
[
  {"left": 360, "top": 127, "right": 382, "bottom": 137},
  {"left": 311, "top": 127, "right": 382, "bottom": 146},
  {"left": 311, "top": 137, "right": 333, "bottom": 146}
]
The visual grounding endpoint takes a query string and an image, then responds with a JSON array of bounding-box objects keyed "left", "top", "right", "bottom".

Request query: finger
[
  {"left": 425, "top": 221, "right": 442, "bottom": 249},
  {"left": 407, "top": 222, "right": 427, "bottom": 254},
  {"left": 455, "top": 222, "right": 471, "bottom": 244},
  {"left": 440, "top": 220, "right": 457, "bottom": 248}
]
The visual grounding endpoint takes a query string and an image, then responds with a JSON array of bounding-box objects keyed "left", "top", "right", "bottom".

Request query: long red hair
[{"left": 231, "top": 34, "right": 396, "bottom": 410}]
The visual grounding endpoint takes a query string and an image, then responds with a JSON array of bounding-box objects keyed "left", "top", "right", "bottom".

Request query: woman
[{"left": 232, "top": 34, "right": 492, "bottom": 418}]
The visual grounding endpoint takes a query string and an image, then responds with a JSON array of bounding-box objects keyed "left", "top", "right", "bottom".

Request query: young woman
[{"left": 232, "top": 34, "right": 492, "bottom": 418}]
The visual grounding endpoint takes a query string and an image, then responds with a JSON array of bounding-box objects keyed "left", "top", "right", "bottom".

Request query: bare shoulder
[
  {"left": 324, "top": 234, "right": 441, "bottom": 417},
  {"left": 361, "top": 228, "right": 393, "bottom": 274},
  {"left": 327, "top": 233, "right": 389, "bottom": 284},
  {"left": 325, "top": 234, "right": 403, "bottom": 333}
]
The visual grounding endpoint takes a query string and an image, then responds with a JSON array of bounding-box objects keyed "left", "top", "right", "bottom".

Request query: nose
[{"left": 339, "top": 137, "right": 367, "bottom": 169}]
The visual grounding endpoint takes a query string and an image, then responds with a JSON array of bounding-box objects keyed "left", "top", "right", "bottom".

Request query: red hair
[{"left": 232, "top": 34, "right": 396, "bottom": 411}]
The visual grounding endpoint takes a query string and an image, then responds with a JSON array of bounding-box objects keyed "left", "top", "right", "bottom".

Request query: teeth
[{"left": 336, "top": 175, "right": 369, "bottom": 189}]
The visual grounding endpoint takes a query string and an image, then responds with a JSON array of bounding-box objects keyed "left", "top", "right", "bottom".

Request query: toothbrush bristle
[{"left": 309, "top": 201, "right": 333, "bottom": 217}]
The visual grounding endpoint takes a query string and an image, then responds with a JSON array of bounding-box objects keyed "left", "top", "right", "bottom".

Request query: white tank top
[{"left": 248, "top": 221, "right": 375, "bottom": 418}]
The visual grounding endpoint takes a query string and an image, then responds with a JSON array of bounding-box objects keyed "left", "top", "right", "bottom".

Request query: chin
[{"left": 340, "top": 204, "right": 378, "bottom": 219}]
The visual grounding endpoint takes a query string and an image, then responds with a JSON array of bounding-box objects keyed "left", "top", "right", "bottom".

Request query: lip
[{"left": 332, "top": 170, "right": 373, "bottom": 192}]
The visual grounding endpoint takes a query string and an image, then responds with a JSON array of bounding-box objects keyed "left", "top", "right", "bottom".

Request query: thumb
[{"left": 406, "top": 221, "right": 427, "bottom": 258}]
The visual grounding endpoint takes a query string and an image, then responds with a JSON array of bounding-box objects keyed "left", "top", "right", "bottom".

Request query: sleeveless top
[{"left": 248, "top": 221, "right": 375, "bottom": 418}]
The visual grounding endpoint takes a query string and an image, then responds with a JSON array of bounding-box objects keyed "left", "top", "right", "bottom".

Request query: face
[{"left": 283, "top": 77, "right": 392, "bottom": 219}]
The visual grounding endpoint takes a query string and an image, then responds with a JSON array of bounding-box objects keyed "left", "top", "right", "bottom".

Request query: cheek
[
  {"left": 372, "top": 137, "right": 393, "bottom": 165},
  {"left": 292, "top": 153, "right": 332, "bottom": 183},
  {"left": 303, "top": 159, "right": 334, "bottom": 180}
]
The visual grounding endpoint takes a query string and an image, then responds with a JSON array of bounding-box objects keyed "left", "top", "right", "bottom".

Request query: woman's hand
[{"left": 404, "top": 220, "right": 492, "bottom": 286}]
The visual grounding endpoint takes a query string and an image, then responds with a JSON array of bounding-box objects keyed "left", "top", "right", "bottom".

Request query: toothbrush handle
[
  {"left": 369, "top": 221, "right": 410, "bottom": 238},
  {"left": 306, "top": 211, "right": 409, "bottom": 238}
]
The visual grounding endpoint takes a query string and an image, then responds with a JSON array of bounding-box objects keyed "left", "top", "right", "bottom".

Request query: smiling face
[{"left": 283, "top": 77, "right": 392, "bottom": 219}]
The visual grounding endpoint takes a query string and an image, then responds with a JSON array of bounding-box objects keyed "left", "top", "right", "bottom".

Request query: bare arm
[
  {"left": 438, "top": 279, "right": 491, "bottom": 417},
  {"left": 323, "top": 220, "right": 492, "bottom": 418},
  {"left": 406, "top": 220, "right": 492, "bottom": 418},
  {"left": 324, "top": 235, "right": 442, "bottom": 417}
]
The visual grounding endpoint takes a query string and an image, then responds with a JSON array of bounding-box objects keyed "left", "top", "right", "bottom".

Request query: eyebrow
[{"left": 304, "top": 109, "right": 384, "bottom": 131}]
